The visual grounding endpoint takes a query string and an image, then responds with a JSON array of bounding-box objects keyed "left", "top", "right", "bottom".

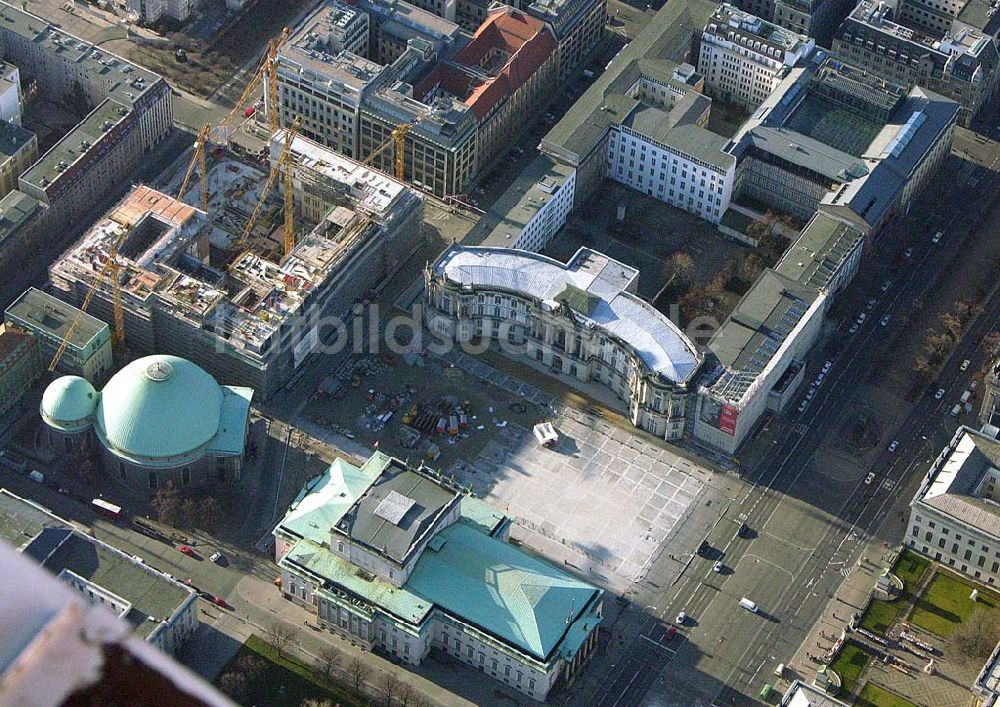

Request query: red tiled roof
[{"left": 416, "top": 7, "right": 555, "bottom": 120}]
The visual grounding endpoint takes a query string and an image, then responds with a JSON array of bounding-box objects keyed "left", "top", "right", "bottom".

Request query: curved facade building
[
  {"left": 425, "top": 246, "right": 703, "bottom": 440},
  {"left": 40, "top": 355, "right": 253, "bottom": 495}
]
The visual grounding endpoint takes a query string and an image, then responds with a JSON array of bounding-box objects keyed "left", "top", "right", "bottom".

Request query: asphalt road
[{"left": 576, "top": 146, "right": 1000, "bottom": 706}]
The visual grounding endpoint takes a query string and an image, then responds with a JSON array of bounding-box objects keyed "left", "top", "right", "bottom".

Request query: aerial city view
[{"left": 1, "top": 0, "right": 1000, "bottom": 701}]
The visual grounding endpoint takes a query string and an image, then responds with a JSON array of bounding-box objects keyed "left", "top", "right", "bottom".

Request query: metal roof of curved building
[
  {"left": 433, "top": 246, "right": 702, "bottom": 384},
  {"left": 94, "top": 355, "right": 223, "bottom": 460},
  {"left": 40, "top": 376, "right": 98, "bottom": 432}
]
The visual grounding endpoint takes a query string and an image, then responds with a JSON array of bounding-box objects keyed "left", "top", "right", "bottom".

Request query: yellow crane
[
  {"left": 177, "top": 123, "right": 211, "bottom": 214},
  {"left": 48, "top": 231, "right": 128, "bottom": 372},
  {"left": 283, "top": 150, "right": 295, "bottom": 256},
  {"left": 362, "top": 121, "right": 416, "bottom": 181},
  {"left": 230, "top": 118, "right": 301, "bottom": 260}
]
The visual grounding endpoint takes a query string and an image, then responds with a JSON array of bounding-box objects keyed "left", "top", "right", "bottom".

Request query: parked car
[
  {"left": 857, "top": 312, "right": 867, "bottom": 323},
  {"left": 210, "top": 552, "right": 227, "bottom": 566},
  {"left": 675, "top": 611, "right": 687, "bottom": 625},
  {"left": 822, "top": 361, "right": 832, "bottom": 373},
  {"left": 935, "top": 388, "right": 945, "bottom": 399},
  {"left": 880, "top": 314, "right": 891, "bottom": 327},
  {"left": 179, "top": 545, "right": 196, "bottom": 557},
  {"left": 713, "top": 561, "right": 724, "bottom": 573},
  {"left": 865, "top": 472, "right": 875, "bottom": 485},
  {"left": 849, "top": 323, "right": 859, "bottom": 335},
  {"left": 213, "top": 596, "right": 231, "bottom": 610},
  {"left": 665, "top": 626, "right": 677, "bottom": 640},
  {"left": 903, "top": 247, "right": 913, "bottom": 258},
  {"left": 888, "top": 440, "right": 899, "bottom": 452},
  {"left": 881, "top": 280, "right": 891, "bottom": 292},
  {"left": 961, "top": 359, "right": 971, "bottom": 371},
  {"left": 932, "top": 231, "right": 943, "bottom": 244},
  {"left": 867, "top": 298, "right": 878, "bottom": 310}
]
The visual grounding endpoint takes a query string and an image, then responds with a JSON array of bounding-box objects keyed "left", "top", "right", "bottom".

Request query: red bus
[{"left": 91, "top": 498, "right": 123, "bottom": 520}]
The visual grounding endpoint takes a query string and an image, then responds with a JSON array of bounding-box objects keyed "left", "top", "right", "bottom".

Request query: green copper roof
[
  {"left": 40, "top": 375, "right": 97, "bottom": 431},
  {"left": 406, "top": 522, "right": 601, "bottom": 660},
  {"left": 278, "top": 458, "right": 380, "bottom": 543},
  {"left": 95, "top": 355, "right": 223, "bottom": 460},
  {"left": 283, "top": 539, "right": 433, "bottom": 625},
  {"left": 208, "top": 386, "right": 254, "bottom": 456}
]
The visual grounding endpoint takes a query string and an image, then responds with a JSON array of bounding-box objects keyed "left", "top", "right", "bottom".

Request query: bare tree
[
  {"left": 348, "top": 656, "right": 370, "bottom": 693},
  {"left": 382, "top": 671, "right": 399, "bottom": 706},
  {"left": 218, "top": 671, "right": 247, "bottom": 700},
  {"left": 313, "top": 645, "right": 340, "bottom": 685},
  {"left": 234, "top": 654, "right": 265, "bottom": 683},
  {"left": 949, "top": 607, "right": 1000, "bottom": 662},
  {"left": 266, "top": 620, "right": 296, "bottom": 659},
  {"left": 398, "top": 682, "right": 416, "bottom": 707}
]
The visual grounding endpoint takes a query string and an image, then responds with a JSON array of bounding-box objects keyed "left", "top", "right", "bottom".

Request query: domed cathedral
[{"left": 40, "top": 355, "right": 254, "bottom": 496}]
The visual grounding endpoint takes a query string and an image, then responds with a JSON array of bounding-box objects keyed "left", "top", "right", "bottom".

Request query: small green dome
[
  {"left": 94, "top": 355, "right": 223, "bottom": 461},
  {"left": 41, "top": 376, "right": 98, "bottom": 432}
]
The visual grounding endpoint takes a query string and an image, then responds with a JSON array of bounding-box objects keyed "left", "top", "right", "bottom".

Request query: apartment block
[
  {"left": 698, "top": 4, "right": 815, "bottom": 110},
  {"left": 833, "top": 0, "right": 1000, "bottom": 125},
  {"left": 0, "top": 324, "right": 41, "bottom": 417},
  {"left": 0, "top": 121, "right": 37, "bottom": 199},
  {"left": 524, "top": 0, "right": 607, "bottom": 80},
  {"left": 0, "top": 1, "right": 172, "bottom": 256},
  {"left": 273, "top": 17, "right": 383, "bottom": 159},
  {"left": 417, "top": 7, "right": 557, "bottom": 171}
]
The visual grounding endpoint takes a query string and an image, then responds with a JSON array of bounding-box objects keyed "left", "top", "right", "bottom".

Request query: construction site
[{"left": 46, "top": 122, "right": 424, "bottom": 398}]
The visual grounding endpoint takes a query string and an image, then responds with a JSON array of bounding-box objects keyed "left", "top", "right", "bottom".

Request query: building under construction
[{"left": 48, "top": 133, "right": 424, "bottom": 399}]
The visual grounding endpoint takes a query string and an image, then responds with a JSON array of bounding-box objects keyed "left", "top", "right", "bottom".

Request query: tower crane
[
  {"left": 362, "top": 121, "right": 416, "bottom": 181},
  {"left": 229, "top": 118, "right": 301, "bottom": 261},
  {"left": 177, "top": 123, "right": 211, "bottom": 214},
  {"left": 48, "top": 230, "right": 129, "bottom": 372}
]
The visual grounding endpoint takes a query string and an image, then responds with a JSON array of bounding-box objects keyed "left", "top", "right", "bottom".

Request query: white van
[{"left": 740, "top": 597, "right": 759, "bottom": 613}]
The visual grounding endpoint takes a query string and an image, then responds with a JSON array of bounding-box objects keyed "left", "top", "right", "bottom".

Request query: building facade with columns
[
  {"left": 424, "top": 245, "right": 704, "bottom": 441},
  {"left": 274, "top": 453, "right": 603, "bottom": 701}
]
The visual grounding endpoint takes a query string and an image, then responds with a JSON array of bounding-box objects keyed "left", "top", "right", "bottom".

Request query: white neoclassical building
[
  {"left": 424, "top": 246, "right": 704, "bottom": 440},
  {"left": 908, "top": 427, "right": 1000, "bottom": 587}
]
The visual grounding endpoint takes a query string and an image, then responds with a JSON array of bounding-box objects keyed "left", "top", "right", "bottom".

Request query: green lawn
[
  {"left": 216, "top": 635, "right": 367, "bottom": 707},
  {"left": 910, "top": 571, "right": 1000, "bottom": 638},
  {"left": 830, "top": 642, "right": 871, "bottom": 694},
  {"left": 893, "top": 550, "right": 930, "bottom": 589},
  {"left": 858, "top": 550, "right": 931, "bottom": 636},
  {"left": 860, "top": 598, "right": 905, "bottom": 636},
  {"left": 856, "top": 682, "right": 917, "bottom": 707}
]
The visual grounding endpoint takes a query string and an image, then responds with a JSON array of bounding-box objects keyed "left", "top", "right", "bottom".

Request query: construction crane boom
[
  {"left": 283, "top": 156, "right": 295, "bottom": 256},
  {"left": 48, "top": 231, "right": 129, "bottom": 372},
  {"left": 231, "top": 118, "right": 301, "bottom": 258},
  {"left": 177, "top": 124, "right": 211, "bottom": 209},
  {"left": 361, "top": 121, "right": 417, "bottom": 181}
]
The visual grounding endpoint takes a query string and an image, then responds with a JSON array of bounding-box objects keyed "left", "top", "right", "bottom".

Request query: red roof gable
[{"left": 415, "top": 7, "right": 555, "bottom": 120}]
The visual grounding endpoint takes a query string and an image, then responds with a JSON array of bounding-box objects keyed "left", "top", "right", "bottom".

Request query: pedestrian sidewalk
[{"left": 784, "top": 542, "right": 889, "bottom": 690}]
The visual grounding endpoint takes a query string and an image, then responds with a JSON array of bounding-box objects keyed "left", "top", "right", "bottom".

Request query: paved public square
[{"left": 445, "top": 403, "right": 710, "bottom": 592}]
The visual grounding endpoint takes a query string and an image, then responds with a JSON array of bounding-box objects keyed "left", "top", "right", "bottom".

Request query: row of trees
[
  {"left": 912, "top": 300, "right": 979, "bottom": 383},
  {"left": 219, "top": 621, "right": 430, "bottom": 706}
]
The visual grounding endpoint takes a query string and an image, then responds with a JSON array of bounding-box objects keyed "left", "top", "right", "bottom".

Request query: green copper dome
[
  {"left": 94, "top": 355, "right": 223, "bottom": 461},
  {"left": 40, "top": 376, "right": 98, "bottom": 432}
]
